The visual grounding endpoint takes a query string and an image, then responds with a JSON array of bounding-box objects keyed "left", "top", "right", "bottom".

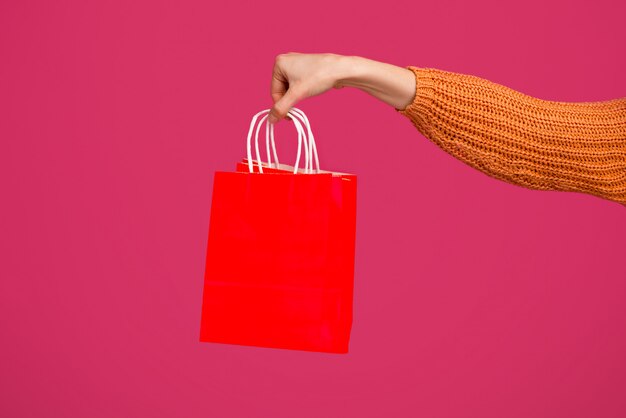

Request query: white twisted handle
[
  {"left": 266, "top": 108, "right": 320, "bottom": 173},
  {"left": 245, "top": 108, "right": 320, "bottom": 174}
]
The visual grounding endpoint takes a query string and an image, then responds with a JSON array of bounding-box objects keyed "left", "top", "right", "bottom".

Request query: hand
[
  {"left": 269, "top": 52, "right": 350, "bottom": 124},
  {"left": 268, "top": 52, "right": 417, "bottom": 124}
]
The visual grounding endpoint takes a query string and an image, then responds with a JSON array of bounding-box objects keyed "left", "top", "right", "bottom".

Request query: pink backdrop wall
[{"left": 2, "top": 0, "right": 625, "bottom": 417}]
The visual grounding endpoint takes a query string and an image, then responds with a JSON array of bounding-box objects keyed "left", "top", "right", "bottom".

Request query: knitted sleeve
[{"left": 396, "top": 66, "right": 626, "bottom": 207}]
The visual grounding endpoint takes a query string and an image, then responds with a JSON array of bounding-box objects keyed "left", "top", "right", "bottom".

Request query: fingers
[
  {"left": 270, "top": 69, "right": 287, "bottom": 104},
  {"left": 271, "top": 54, "right": 301, "bottom": 124},
  {"left": 269, "top": 86, "right": 302, "bottom": 124},
  {"left": 270, "top": 58, "right": 288, "bottom": 123}
]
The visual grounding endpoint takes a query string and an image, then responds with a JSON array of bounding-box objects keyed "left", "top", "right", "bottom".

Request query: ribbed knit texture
[{"left": 396, "top": 66, "right": 626, "bottom": 206}]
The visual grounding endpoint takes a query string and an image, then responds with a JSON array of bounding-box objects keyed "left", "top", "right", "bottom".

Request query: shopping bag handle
[
  {"left": 263, "top": 108, "right": 320, "bottom": 173},
  {"left": 247, "top": 109, "right": 304, "bottom": 174},
  {"left": 265, "top": 107, "right": 320, "bottom": 173},
  {"left": 246, "top": 108, "right": 320, "bottom": 174},
  {"left": 266, "top": 108, "right": 320, "bottom": 174}
]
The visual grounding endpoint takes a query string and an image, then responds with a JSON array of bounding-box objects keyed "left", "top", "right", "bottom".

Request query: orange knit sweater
[{"left": 396, "top": 66, "right": 626, "bottom": 207}]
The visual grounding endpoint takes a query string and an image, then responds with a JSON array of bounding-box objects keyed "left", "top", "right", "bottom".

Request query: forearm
[
  {"left": 336, "top": 55, "right": 417, "bottom": 111},
  {"left": 396, "top": 66, "right": 626, "bottom": 206}
]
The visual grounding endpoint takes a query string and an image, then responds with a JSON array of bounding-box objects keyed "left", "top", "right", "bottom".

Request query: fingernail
[{"left": 268, "top": 114, "right": 277, "bottom": 124}]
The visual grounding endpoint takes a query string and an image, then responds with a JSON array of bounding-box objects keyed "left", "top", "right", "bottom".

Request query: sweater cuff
[{"left": 395, "top": 66, "right": 436, "bottom": 118}]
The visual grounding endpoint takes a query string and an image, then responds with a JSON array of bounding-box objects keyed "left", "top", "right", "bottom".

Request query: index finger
[{"left": 271, "top": 62, "right": 292, "bottom": 121}]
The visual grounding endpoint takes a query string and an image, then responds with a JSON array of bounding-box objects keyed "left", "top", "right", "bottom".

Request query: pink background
[{"left": 2, "top": 0, "right": 625, "bottom": 417}]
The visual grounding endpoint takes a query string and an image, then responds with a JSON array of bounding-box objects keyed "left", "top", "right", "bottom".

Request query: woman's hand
[
  {"left": 269, "top": 53, "right": 350, "bottom": 123},
  {"left": 269, "top": 53, "right": 417, "bottom": 124}
]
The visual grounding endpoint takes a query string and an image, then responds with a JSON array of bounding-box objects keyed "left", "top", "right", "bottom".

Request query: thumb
[{"left": 269, "top": 86, "right": 302, "bottom": 124}]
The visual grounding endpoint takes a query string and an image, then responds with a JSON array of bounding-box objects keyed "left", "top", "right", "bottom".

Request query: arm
[
  {"left": 269, "top": 53, "right": 416, "bottom": 119},
  {"left": 270, "top": 53, "right": 626, "bottom": 206},
  {"left": 394, "top": 66, "right": 626, "bottom": 206}
]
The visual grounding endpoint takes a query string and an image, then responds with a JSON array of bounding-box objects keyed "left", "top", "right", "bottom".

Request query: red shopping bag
[{"left": 200, "top": 108, "right": 357, "bottom": 353}]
